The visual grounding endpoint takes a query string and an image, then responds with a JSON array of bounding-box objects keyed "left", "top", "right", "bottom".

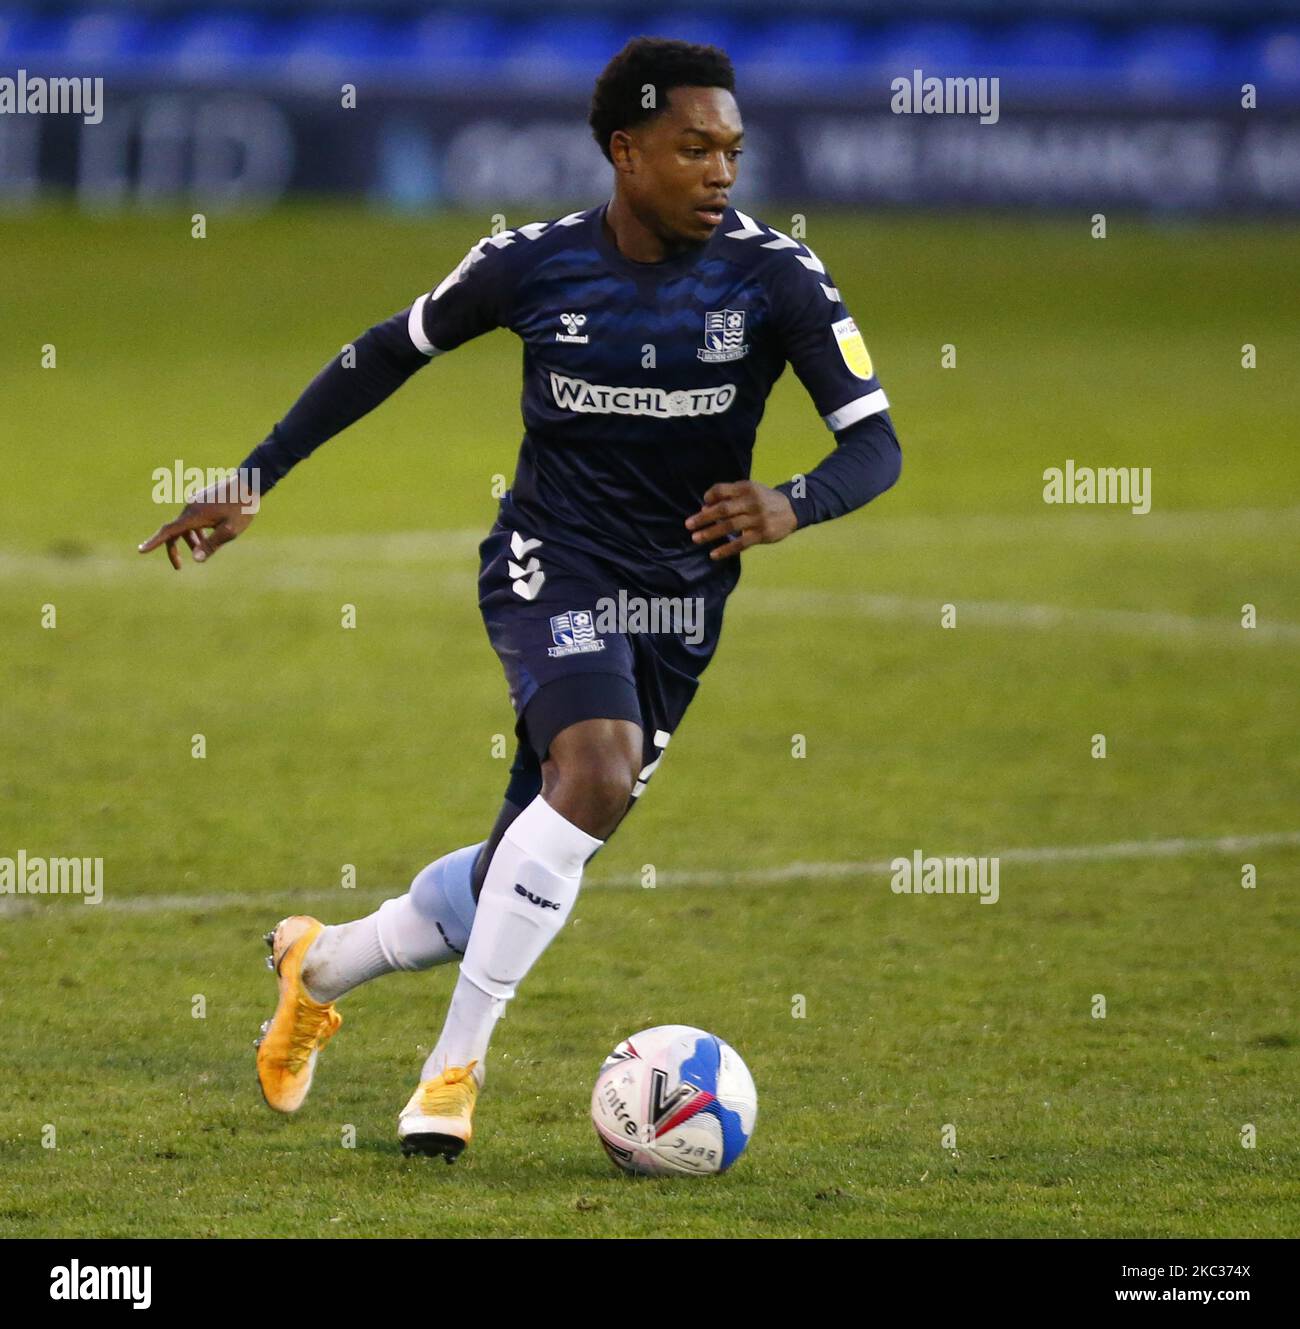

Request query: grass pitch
[{"left": 0, "top": 204, "right": 1296, "bottom": 1237}]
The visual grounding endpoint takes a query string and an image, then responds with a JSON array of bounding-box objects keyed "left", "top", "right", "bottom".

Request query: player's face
[{"left": 626, "top": 87, "right": 743, "bottom": 246}]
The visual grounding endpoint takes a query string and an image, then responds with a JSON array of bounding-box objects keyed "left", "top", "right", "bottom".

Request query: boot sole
[{"left": 400, "top": 1132, "right": 468, "bottom": 1162}]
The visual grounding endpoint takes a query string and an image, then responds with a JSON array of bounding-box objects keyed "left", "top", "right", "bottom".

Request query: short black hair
[{"left": 589, "top": 36, "right": 736, "bottom": 163}]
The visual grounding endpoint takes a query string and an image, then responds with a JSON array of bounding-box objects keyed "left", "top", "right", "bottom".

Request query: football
[{"left": 591, "top": 1025, "right": 758, "bottom": 1176}]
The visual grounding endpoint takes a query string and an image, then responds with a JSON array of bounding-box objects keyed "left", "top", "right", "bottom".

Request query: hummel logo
[
  {"left": 556, "top": 311, "right": 589, "bottom": 344},
  {"left": 508, "top": 530, "right": 545, "bottom": 600},
  {"left": 514, "top": 883, "right": 561, "bottom": 910}
]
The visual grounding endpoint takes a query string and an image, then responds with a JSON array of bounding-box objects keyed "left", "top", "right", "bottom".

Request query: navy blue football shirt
[{"left": 407, "top": 203, "right": 892, "bottom": 591}]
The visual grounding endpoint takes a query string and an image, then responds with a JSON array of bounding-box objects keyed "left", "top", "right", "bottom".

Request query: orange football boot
[
  {"left": 398, "top": 1061, "right": 480, "bottom": 1161},
  {"left": 254, "top": 915, "right": 342, "bottom": 1113}
]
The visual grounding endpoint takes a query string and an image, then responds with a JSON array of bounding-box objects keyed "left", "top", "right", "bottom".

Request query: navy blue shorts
[{"left": 477, "top": 518, "right": 729, "bottom": 806}]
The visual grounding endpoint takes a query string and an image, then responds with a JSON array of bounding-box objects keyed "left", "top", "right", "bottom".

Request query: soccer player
[{"left": 138, "top": 37, "right": 901, "bottom": 1160}]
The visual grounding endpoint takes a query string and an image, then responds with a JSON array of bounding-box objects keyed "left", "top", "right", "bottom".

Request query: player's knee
[
  {"left": 545, "top": 721, "right": 641, "bottom": 837},
  {"left": 589, "top": 760, "right": 638, "bottom": 825},
  {"left": 557, "top": 759, "right": 637, "bottom": 835}
]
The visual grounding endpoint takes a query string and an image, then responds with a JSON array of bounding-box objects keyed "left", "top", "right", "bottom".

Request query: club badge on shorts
[{"left": 548, "top": 609, "right": 606, "bottom": 658}]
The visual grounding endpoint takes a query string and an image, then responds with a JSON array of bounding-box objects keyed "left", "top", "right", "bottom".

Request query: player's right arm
[{"left": 137, "top": 234, "right": 513, "bottom": 568}]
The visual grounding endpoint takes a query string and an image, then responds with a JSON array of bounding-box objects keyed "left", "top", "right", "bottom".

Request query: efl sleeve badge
[{"left": 832, "top": 316, "right": 874, "bottom": 379}]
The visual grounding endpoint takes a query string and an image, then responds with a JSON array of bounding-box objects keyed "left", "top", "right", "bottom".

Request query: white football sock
[
  {"left": 302, "top": 842, "right": 483, "bottom": 1003},
  {"left": 423, "top": 796, "right": 602, "bottom": 1086}
]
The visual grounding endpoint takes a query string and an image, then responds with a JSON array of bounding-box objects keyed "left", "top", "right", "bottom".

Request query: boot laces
[
  {"left": 420, "top": 1061, "right": 479, "bottom": 1113},
  {"left": 285, "top": 997, "right": 340, "bottom": 1074}
]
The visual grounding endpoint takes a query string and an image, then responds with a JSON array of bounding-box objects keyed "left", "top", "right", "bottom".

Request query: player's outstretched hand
[
  {"left": 685, "top": 480, "right": 798, "bottom": 561},
  {"left": 137, "top": 484, "right": 258, "bottom": 570}
]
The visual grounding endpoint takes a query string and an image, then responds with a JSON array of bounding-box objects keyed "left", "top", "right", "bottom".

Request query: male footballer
[{"left": 139, "top": 37, "right": 901, "bottom": 1160}]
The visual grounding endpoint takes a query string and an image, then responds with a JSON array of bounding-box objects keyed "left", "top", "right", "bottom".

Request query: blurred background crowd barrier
[{"left": 2, "top": 0, "right": 1299, "bottom": 213}]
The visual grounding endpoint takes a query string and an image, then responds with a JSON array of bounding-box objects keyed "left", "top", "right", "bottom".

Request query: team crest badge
[
  {"left": 697, "top": 308, "right": 749, "bottom": 363},
  {"left": 548, "top": 609, "right": 605, "bottom": 658}
]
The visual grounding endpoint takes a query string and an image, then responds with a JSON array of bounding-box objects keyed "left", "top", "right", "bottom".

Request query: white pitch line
[
  {"left": 2, "top": 547, "right": 1294, "bottom": 645},
  {"left": 792, "top": 505, "right": 1300, "bottom": 544},
  {"left": 8, "top": 502, "right": 1300, "bottom": 577},
  {"left": 1, "top": 831, "right": 1295, "bottom": 916},
  {"left": 125, "top": 502, "right": 1300, "bottom": 560},
  {"left": 638, "top": 829, "right": 1300, "bottom": 887},
  {"left": 735, "top": 590, "right": 1300, "bottom": 644}
]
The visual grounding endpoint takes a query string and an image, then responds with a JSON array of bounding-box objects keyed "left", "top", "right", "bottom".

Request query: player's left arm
[{"left": 686, "top": 246, "right": 901, "bottom": 561}]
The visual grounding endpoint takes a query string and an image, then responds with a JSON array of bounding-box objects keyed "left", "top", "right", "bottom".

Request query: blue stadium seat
[
  {"left": 1119, "top": 23, "right": 1229, "bottom": 99},
  {"left": 992, "top": 18, "right": 1110, "bottom": 86},
  {"left": 0, "top": 10, "right": 76, "bottom": 68},
  {"left": 864, "top": 20, "right": 980, "bottom": 79},
  {"left": 732, "top": 17, "right": 865, "bottom": 90},
  {"left": 164, "top": 12, "right": 278, "bottom": 80},
  {"left": 61, "top": 8, "right": 154, "bottom": 68},
  {"left": 635, "top": 15, "right": 740, "bottom": 61},
  {"left": 406, "top": 10, "right": 509, "bottom": 78},
  {"left": 0, "top": 3, "right": 1267, "bottom": 107},
  {"left": 1239, "top": 24, "right": 1300, "bottom": 95},
  {"left": 281, "top": 14, "right": 409, "bottom": 85},
  {"left": 500, "top": 16, "right": 634, "bottom": 88}
]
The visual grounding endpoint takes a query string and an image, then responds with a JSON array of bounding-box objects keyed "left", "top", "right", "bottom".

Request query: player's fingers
[
  {"left": 165, "top": 536, "right": 182, "bottom": 571},
  {"left": 701, "top": 481, "right": 746, "bottom": 507},
  {"left": 138, "top": 518, "right": 189, "bottom": 553},
  {"left": 691, "top": 511, "right": 759, "bottom": 544},
  {"left": 206, "top": 522, "right": 239, "bottom": 551},
  {"left": 709, "top": 529, "right": 759, "bottom": 561},
  {"left": 184, "top": 530, "right": 212, "bottom": 563},
  {"left": 687, "top": 496, "right": 752, "bottom": 531}
]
